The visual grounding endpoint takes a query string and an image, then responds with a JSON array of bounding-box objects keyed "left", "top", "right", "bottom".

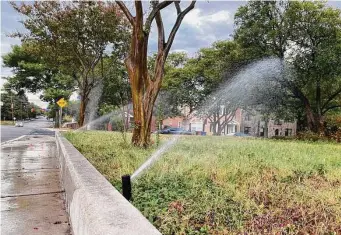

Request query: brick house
[
  {"left": 162, "top": 108, "right": 296, "bottom": 137},
  {"left": 240, "top": 110, "right": 296, "bottom": 137},
  {"left": 162, "top": 108, "right": 242, "bottom": 135},
  {"left": 107, "top": 111, "right": 158, "bottom": 132}
]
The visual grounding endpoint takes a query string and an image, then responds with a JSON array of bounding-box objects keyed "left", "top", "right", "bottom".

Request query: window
[
  {"left": 210, "top": 124, "right": 214, "bottom": 132},
  {"left": 244, "top": 114, "right": 251, "bottom": 121},
  {"left": 228, "top": 125, "right": 235, "bottom": 134},
  {"left": 178, "top": 122, "right": 181, "bottom": 128},
  {"left": 275, "top": 129, "right": 279, "bottom": 136},
  {"left": 285, "top": 128, "right": 292, "bottom": 136},
  {"left": 260, "top": 127, "right": 264, "bottom": 137},
  {"left": 244, "top": 127, "right": 251, "bottom": 134}
]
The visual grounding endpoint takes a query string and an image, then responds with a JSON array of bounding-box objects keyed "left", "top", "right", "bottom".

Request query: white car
[{"left": 15, "top": 122, "right": 24, "bottom": 127}]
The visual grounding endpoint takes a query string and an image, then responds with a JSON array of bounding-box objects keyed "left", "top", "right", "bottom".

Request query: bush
[
  {"left": 271, "top": 136, "right": 295, "bottom": 141},
  {"left": 63, "top": 115, "right": 73, "bottom": 122},
  {"left": 324, "top": 114, "right": 341, "bottom": 142},
  {"left": 296, "top": 131, "right": 321, "bottom": 141}
]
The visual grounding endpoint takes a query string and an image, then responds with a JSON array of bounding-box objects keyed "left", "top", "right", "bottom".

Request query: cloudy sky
[{"left": 1, "top": 1, "right": 341, "bottom": 108}]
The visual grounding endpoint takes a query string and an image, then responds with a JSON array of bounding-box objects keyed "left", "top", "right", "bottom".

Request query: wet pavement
[{"left": 1, "top": 135, "right": 71, "bottom": 235}]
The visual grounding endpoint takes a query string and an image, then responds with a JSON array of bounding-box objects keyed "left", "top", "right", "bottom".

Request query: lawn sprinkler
[{"left": 122, "top": 174, "right": 132, "bottom": 201}]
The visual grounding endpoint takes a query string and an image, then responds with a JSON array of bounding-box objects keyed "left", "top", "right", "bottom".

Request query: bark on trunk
[
  {"left": 117, "top": 0, "right": 196, "bottom": 147},
  {"left": 290, "top": 83, "right": 319, "bottom": 133},
  {"left": 264, "top": 118, "right": 269, "bottom": 138},
  {"left": 202, "top": 118, "right": 207, "bottom": 133},
  {"left": 78, "top": 95, "right": 87, "bottom": 127},
  {"left": 304, "top": 102, "right": 317, "bottom": 132},
  {"left": 127, "top": 27, "right": 163, "bottom": 147}
]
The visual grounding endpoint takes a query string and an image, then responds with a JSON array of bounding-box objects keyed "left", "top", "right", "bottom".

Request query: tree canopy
[{"left": 10, "top": 1, "right": 129, "bottom": 126}]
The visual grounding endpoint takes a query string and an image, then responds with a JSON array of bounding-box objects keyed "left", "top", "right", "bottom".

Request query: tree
[
  {"left": 11, "top": 1, "right": 129, "bottom": 126},
  {"left": 3, "top": 43, "right": 75, "bottom": 127},
  {"left": 234, "top": 0, "right": 341, "bottom": 133},
  {"left": 234, "top": 1, "right": 290, "bottom": 59},
  {"left": 116, "top": 0, "right": 196, "bottom": 147},
  {"left": 100, "top": 56, "right": 131, "bottom": 112},
  {"left": 0, "top": 84, "right": 31, "bottom": 121},
  {"left": 160, "top": 40, "right": 256, "bottom": 135},
  {"left": 286, "top": 1, "right": 341, "bottom": 132},
  {"left": 2, "top": 44, "right": 57, "bottom": 93}
]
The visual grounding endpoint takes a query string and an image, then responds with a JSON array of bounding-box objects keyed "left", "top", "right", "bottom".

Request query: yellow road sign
[{"left": 56, "top": 98, "right": 67, "bottom": 108}]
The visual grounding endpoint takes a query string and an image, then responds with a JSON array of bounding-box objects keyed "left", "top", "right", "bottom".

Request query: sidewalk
[{"left": 1, "top": 135, "right": 71, "bottom": 235}]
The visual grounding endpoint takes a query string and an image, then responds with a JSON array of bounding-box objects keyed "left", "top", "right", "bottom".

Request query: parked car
[
  {"left": 169, "top": 128, "right": 192, "bottom": 135},
  {"left": 15, "top": 122, "right": 24, "bottom": 127},
  {"left": 154, "top": 128, "right": 171, "bottom": 134},
  {"left": 155, "top": 127, "right": 192, "bottom": 135},
  {"left": 233, "top": 132, "right": 252, "bottom": 137}
]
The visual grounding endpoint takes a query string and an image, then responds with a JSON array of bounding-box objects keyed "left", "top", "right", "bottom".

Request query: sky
[{"left": 1, "top": 1, "right": 341, "bottom": 108}]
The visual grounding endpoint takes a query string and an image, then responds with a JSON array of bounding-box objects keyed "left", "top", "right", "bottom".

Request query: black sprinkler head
[{"left": 122, "top": 174, "right": 132, "bottom": 201}]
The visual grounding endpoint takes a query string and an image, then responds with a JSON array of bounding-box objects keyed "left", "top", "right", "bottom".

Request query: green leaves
[{"left": 234, "top": 0, "right": 341, "bottom": 131}]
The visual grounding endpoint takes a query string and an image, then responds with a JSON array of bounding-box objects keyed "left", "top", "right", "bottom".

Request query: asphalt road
[{"left": 0, "top": 117, "right": 54, "bottom": 143}]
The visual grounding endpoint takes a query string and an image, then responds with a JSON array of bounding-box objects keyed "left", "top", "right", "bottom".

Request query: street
[{"left": 1, "top": 117, "right": 53, "bottom": 142}]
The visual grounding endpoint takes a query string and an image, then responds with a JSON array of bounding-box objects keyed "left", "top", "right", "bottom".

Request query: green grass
[
  {"left": 65, "top": 131, "right": 341, "bottom": 234},
  {"left": 0, "top": 120, "right": 14, "bottom": 125}
]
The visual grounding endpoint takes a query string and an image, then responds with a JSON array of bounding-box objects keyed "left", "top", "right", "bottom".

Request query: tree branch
[
  {"left": 116, "top": 1, "right": 134, "bottom": 25},
  {"left": 321, "top": 87, "right": 341, "bottom": 111},
  {"left": 174, "top": 1, "right": 181, "bottom": 14},
  {"left": 144, "top": 1, "right": 174, "bottom": 34},
  {"left": 155, "top": 10, "right": 165, "bottom": 51},
  {"left": 135, "top": 1, "right": 143, "bottom": 25},
  {"left": 164, "top": 0, "right": 196, "bottom": 57},
  {"left": 221, "top": 110, "right": 236, "bottom": 127},
  {"left": 322, "top": 105, "right": 341, "bottom": 115}
]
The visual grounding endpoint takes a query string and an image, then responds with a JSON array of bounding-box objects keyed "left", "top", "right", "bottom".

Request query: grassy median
[
  {"left": 0, "top": 120, "right": 14, "bottom": 125},
  {"left": 65, "top": 131, "right": 341, "bottom": 234}
]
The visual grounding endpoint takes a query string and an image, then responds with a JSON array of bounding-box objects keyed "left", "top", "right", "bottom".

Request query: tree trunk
[
  {"left": 117, "top": 0, "right": 196, "bottom": 147},
  {"left": 217, "top": 123, "right": 223, "bottom": 136},
  {"left": 315, "top": 77, "right": 324, "bottom": 134},
  {"left": 290, "top": 84, "right": 318, "bottom": 133},
  {"left": 264, "top": 118, "right": 269, "bottom": 138},
  {"left": 202, "top": 118, "right": 208, "bottom": 133},
  {"left": 78, "top": 95, "right": 87, "bottom": 127},
  {"left": 304, "top": 102, "right": 317, "bottom": 132},
  {"left": 126, "top": 27, "right": 163, "bottom": 147}
]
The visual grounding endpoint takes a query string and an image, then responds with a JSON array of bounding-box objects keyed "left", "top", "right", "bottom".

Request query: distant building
[
  {"left": 162, "top": 108, "right": 242, "bottom": 135},
  {"left": 107, "top": 110, "right": 158, "bottom": 132},
  {"left": 240, "top": 110, "right": 296, "bottom": 137},
  {"left": 162, "top": 108, "right": 296, "bottom": 137}
]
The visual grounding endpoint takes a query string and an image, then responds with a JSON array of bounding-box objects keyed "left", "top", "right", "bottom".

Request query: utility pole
[
  {"left": 21, "top": 101, "right": 23, "bottom": 120},
  {"left": 10, "top": 91, "right": 14, "bottom": 123},
  {"left": 2, "top": 88, "right": 15, "bottom": 123},
  {"left": 26, "top": 104, "right": 29, "bottom": 119}
]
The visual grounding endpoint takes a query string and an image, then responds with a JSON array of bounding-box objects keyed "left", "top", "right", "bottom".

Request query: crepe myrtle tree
[{"left": 116, "top": 0, "right": 196, "bottom": 147}]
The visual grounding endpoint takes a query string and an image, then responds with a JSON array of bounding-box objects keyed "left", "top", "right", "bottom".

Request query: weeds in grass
[{"left": 65, "top": 131, "right": 341, "bottom": 234}]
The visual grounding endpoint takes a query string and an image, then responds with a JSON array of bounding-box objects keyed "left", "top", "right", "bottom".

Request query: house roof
[{"left": 227, "top": 120, "right": 239, "bottom": 125}]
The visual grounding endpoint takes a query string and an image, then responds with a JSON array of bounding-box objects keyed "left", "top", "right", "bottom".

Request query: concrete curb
[{"left": 55, "top": 132, "right": 161, "bottom": 235}]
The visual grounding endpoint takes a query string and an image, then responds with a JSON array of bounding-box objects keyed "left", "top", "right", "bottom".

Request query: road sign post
[
  {"left": 59, "top": 107, "right": 62, "bottom": 128},
  {"left": 56, "top": 98, "right": 67, "bottom": 128}
]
